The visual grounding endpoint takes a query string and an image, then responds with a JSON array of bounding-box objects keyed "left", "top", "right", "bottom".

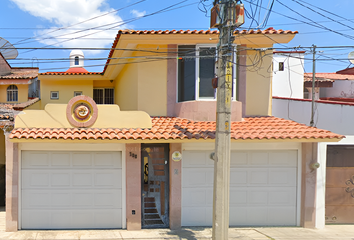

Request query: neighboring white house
[
  {"left": 272, "top": 60, "right": 354, "bottom": 224},
  {"left": 272, "top": 51, "right": 305, "bottom": 99}
]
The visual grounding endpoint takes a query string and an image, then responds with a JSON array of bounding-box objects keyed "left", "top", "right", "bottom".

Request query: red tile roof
[
  {"left": 304, "top": 73, "right": 354, "bottom": 81},
  {"left": 40, "top": 71, "right": 101, "bottom": 76},
  {"left": 0, "top": 68, "right": 38, "bottom": 80},
  {"left": 0, "top": 98, "right": 40, "bottom": 111},
  {"left": 10, "top": 116, "right": 343, "bottom": 141},
  {"left": 117, "top": 28, "right": 298, "bottom": 35}
]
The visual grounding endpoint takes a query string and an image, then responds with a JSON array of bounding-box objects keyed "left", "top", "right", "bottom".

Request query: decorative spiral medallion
[
  {"left": 345, "top": 175, "right": 354, "bottom": 198},
  {"left": 66, "top": 96, "right": 98, "bottom": 128}
]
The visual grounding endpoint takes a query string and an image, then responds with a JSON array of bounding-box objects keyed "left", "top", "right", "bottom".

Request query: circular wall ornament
[
  {"left": 172, "top": 151, "right": 182, "bottom": 161},
  {"left": 66, "top": 95, "right": 98, "bottom": 128}
]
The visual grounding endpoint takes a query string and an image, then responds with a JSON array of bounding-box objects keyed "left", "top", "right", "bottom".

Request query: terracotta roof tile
[
  {"left": 0, "top": 98, "right": 40, "bottom": 111},
  {"left": 40, "top": 71, "right": 102, "bottom": 76},
  {"left": 0, "top": 68, "right": 38, "bottom": 79},
  {"left": 304, "top": 73, "right": 354, "bottom": 81},
  {"left": 10, "top": 116, "right": 343, "bottom": 141}
]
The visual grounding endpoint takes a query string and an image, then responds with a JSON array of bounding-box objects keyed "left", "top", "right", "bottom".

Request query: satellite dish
[
  {"left": 0, "top": 37, "right": 18, "bottom": 59},
  {"left": 348, "top": 51, "right": 354, "bottom": 64}
]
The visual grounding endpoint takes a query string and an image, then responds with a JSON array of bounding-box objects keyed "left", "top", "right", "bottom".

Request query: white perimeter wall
[
  {"left": 272, "top": 98, "right": 354, "bottom": 135},
  {"left": 272, "top": 53, "right": 304, "bottom": 99},
  {"left": 321, "top": 80, "right": 354, "bottom": 98}
]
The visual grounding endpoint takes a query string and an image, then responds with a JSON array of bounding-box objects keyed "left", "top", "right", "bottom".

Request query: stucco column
[
  {"left": 237, "top": 45, "right": 247, "bottom": 117},
  {"left": 167, "top": 44, "right": 177, "bottom": 117},
  {"left": 126, "top": 143, "right": 141, "bottom": 230},
  {"left": 301, "top": 142, "right": 318, "bottom": 228},
  {"left": 5, "top": 131, "right": 18, "bottom": 232},
  {"left": 169, "top": 143, "right": 182, "bottom": 230}
]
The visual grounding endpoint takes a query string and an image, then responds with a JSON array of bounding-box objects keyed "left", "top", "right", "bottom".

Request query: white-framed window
[
  {"left": 74, "top": 91, "right": 82, "bottom": 97},
  {"left": 177, "top": 44, "right": 236, "bottom": 102},
  {"left": 7, "top": 85, "right": 18, "bottom": 102},
  {"left": 93, "top": 88, "right": 114, "bottom": 104},
  {"left": 50, "top": 91, "right": 59, "bottom": 100}
]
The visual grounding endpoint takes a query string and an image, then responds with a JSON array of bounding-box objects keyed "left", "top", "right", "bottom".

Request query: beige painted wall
[
  {"left": 137, "top": 45, "right": 167, "bottom": 116},
  {"left": 245, "top": 49, "right": 273, "bottom": 116},
  {"left": 115, "top": 62, "right": 139, "bottom": 111},
  {"left": 0, "top": 85, "right": 28, "bottom": 103},
  {"left": 0, "top": 129, "right": 5, "bottom": 165},
  {"left": 40, "top": 80, "right": 93, "bottom": 108}
]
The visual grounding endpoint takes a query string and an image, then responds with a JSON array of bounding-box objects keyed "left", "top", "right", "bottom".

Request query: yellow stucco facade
[
  {"left": 36, "top": 32, "right": 295, "bottom": 116},
  {"left": 0, "top": 84, "right": 28, "bottom": 103}
]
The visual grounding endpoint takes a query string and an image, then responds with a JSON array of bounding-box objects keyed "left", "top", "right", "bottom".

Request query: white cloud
[
  {"left": 130, "top": 9, "right": 146, "bottom": 18},
  {"left": 10, "top": 0, "right": 126, "bottom": 54}
]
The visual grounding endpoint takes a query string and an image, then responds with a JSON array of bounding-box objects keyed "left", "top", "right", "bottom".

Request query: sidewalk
[{"left": 0, "top": 209, "right": 353, "bottom": 239}]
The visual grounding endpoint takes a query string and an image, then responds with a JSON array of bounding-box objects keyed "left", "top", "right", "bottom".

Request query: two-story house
[
  {"left": 0, "top": 49, "right": 39, "bottom": 207},
  {"left": 5, "top": 28, "right": 343, "bottom": 231}
]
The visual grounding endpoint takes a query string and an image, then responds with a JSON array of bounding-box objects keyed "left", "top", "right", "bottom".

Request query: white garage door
[
  {"left": 182, "top": 150, "right": 298, "bottom": 226},
  {"left": 21, "top": 151, "right": 123, "bottom": 229}
]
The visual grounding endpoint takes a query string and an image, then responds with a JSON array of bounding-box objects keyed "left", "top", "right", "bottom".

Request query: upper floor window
[
  {"left": 279, "top": 62, "right": 284, "bottom": 71},
  {"left": 178, "top": 45, "right": 236, "bottom": 102},
  {"left": 7, "top": 85, "right": 18, "bottom": 102},
  {"left": 75, "top": 56, "right": 79, "bottom": 65},
  {"left": 93, "top": 88, "right": 114, "bottom": 104}
]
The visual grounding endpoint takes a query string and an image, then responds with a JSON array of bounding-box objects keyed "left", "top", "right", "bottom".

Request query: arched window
[
  {"left": 75, "top": 56, "right": 79, "bottom": 65},
  {"left": 7, "top": 85, "right": 18, "bottom": 102}
]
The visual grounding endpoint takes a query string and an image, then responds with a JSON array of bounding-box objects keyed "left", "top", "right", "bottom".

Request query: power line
[{"left": 12, "top": 0, "right": 148, "bottom": 46}]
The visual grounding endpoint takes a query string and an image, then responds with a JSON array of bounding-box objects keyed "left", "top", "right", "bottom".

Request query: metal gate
[{"left": 141, "top": 144, "right": 169, "bottom": 228}]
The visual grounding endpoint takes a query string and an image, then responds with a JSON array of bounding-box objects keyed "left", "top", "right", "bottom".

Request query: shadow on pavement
[{"left": 166, "top": 227, "right": 209, "bottom": 240}]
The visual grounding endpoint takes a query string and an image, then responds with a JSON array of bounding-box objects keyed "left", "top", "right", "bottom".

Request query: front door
[{"left": 141, "top": 144, "right": 169, "bottom": 228}]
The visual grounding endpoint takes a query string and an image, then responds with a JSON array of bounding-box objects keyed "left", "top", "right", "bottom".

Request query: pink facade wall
[
  {"left": 169, "top": 143, "right": 182, "bottom": 229},
  {"left": 126, "top": 143, "right": 142, "bottom": 230},
  {"left": 5, "top": 133, "right": 18, "bottom": 232},
  {"left": 301, "top": 142, "right": 317, "bottom": 228},
  {"left": 237, "top": 45, "right": 247, "bottom": 117}
]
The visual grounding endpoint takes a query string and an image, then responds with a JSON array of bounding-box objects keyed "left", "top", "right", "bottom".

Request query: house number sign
[{"left": 172, "top": 151, "right": 182, "bottom": 161}]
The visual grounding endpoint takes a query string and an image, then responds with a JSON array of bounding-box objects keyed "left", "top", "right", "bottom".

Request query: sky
[{"left": 2, "top": 0, "right": 354, "bottom": 74}]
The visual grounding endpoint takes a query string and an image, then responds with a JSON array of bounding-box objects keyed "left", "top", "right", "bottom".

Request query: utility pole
[
  {"left": 211, "top": 1, "right": 244, "bottom": 239},
  {"left": 310, "top": 44, "right": 316, "bottom": 127}
]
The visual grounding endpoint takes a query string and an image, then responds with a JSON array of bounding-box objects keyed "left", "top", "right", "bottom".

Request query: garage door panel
[
  {"left": 230, "top": 152, "right": 248, "bottom": 166},
  {"left": 250, "top": 152, "right": 269, "bottom": 165},
  {"left": 249, "top": 170, "right": 268, "bottom": 184},
  {"left": 230, "top": 189, "right": 247, "bottom": 204},
  {"left": 51, "top": 153, "right": 71, "bottom": 166},
  {"left": 22, "top": 152, "right": 50, "bottom": 168},
  {"left": 267, "top": 207, "right": 296, "bottom": 225},
  {"left": 229, "top": 207, "right": 247, "bottom": 226},
  {"left": 269, "top": 169, "right": 296, "bottom": 185},
  {"left": 182, "top": 168, "right": 213, "bottom": 187},
  {"left": 182, "top": 188, "right": 207, "bottom": 206},
  {"left": 182, "top": 150, "right": 298, "bottom": 227},
  {"left": 230, "top": 170, "right": 247, "bottom": 184},
  {"left": 269, "top": 151, "right": 297, "bottom": 167},
  {"left": 22, "top": 210, "right": 51, "bottom": 229},
  {"left": 247, "top": 207, "right": 268, "bottom": 225},
  {"left": 183, "top": 151, "right": 213, "bottom": 167},
  {"left": 248, "top": 191, "right": 268, "bottom": 205},
  {"left": 268, "top": 188, "right": 296, "bottom": 206},
  {"left": 94, "top": 169, "right": 122, "bottom": 187},
  {"left": 51, "top": 173, "right": 71, "bottom": 186},
  {"left": 22, "top": 151, "right": 123, "bottom": 229},
  {"left": 93, "top": 152, "right": 121, "bottom": 168},
  {"left": 182, "top": 207, "right": 212, "bottom": 226}
]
